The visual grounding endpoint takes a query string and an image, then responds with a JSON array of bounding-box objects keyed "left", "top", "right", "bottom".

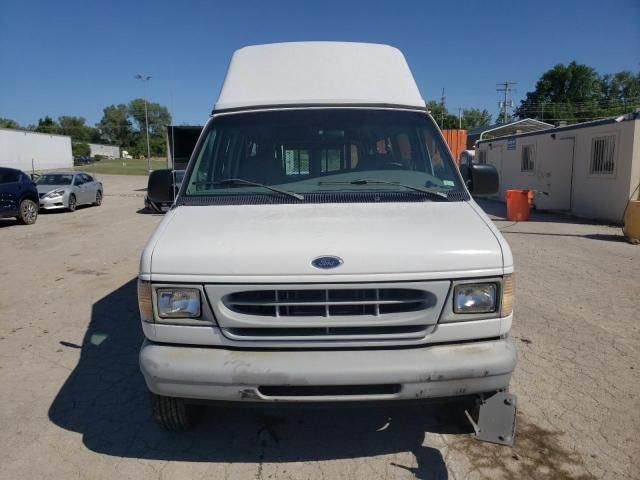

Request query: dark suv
[{"left": 0, "top": 167, "right": 39, "bottom": 225}]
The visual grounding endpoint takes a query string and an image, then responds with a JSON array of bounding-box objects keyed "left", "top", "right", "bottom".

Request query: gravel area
[{"left": 0, "top": 175, "right": 637, "bottom": 479}]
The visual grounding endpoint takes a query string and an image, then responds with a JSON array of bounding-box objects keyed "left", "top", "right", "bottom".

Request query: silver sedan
[{"left": 36, "top": 172, "right": 103, "bottom": 212}]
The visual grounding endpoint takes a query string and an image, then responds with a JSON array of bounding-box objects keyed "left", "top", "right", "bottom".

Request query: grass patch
[{"left": 75, "top": 158, "right": 167, "bottom": 176}]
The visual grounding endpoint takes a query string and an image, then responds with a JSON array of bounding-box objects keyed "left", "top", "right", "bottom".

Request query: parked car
[
  {"left": 137, "top": 42, "right": 516, "bottom": 445},
  {"left": 0, "top": 167, "right": 39, "bottom": 225},
  {"left": 73, "top": 156, "right": 94, "bottom": 166},
  {"left": 36, "top": 172, "right": 103, "bottom": 212},
  {"left": 144, "top": 169, "right": 185, "bottom": 213}
]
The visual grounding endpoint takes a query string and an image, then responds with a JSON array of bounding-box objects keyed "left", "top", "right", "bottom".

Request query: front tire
[
  {"left": 94, "top": 190, "right": 102, "bottom": 206},
  {"left": 150, "top": 393, "right": 202, "bottom": 431},
  {"left": 67, "top": 194, "right": 77, "bottom": 212},
  {"left": 17, "top": 199, "right": 38, "bottom": 225}
]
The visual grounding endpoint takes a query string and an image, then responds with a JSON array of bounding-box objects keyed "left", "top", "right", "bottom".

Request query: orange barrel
[{"left": 506, "top": 189, "right": 531, "bottom": 221}]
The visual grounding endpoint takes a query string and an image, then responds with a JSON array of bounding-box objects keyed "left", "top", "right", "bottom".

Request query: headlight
[
  {"left": 157, "top": 288, "right": 201, "bottom": 318},
  {"left": 453, "top": 283, "right": 497, "bottom": 314},
  {"left": 45, "top": 189, "right": 65, "bottom": 198}
]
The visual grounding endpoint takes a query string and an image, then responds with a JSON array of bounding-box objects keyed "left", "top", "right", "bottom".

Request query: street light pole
[{"left": 135, "top": 74, "right": 152, "bottom": 173}]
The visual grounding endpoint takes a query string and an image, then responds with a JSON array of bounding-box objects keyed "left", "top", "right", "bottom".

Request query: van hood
[{"left": 144, "top": 201, "right": 505, "bottom": 281}]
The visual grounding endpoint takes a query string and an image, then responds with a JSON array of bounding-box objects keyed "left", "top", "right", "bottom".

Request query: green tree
[
  {"left": 35, "top": 116, "right": 59, "bottom": 134},
  {"left": 98, "top": 104, "right": 133, "bottom": 147},
  {"left": 0, "top": 117, "right": 20, "bottom": 129},
  {"left": 494, "top": 111, "right": 513, "bottom": 125},
  {"left": 461, "top": 108, "right": 492, "bottom": 129},
  {"left": 600, "top": 71, "right": 640, "bottom": 113},
  {"left": 72, "top": 142, "right": 91, "bottom": 157},
  {"left": 426, "top": 100, "right": 458, "bottom": 129},
  {"left": 515, "top": 62, "right": 599, "bottom": 122},
  {"left": 58, "top": 116, "right": 101, "bottom": 143},
  {"left": 513, "top": 61, "right": 638, "bottom": 124},
  {"left": 128, "top": 99, "right": 171, "bottom": 156}
]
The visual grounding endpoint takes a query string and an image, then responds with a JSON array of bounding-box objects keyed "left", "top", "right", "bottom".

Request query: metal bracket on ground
[{"left": 465, "top": 391, "right": 517, "bottom": 446}]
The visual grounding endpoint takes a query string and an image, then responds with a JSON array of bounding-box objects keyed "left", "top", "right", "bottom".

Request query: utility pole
[
  {"left": 496, "top": 81, "right": 517, "bottom": 123},
  {"left": 135, "top": 74, "right": 152, "bottom": 173},
  {"left": 440, "top": 88, "right": 446, "bottom": 128},
  {"left": 458, "top": 107, "right": 462, "bottom": 129}
]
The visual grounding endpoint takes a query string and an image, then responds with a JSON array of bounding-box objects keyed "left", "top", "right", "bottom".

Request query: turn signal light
[
  {"left": 137, "top": 279, "right": 153, "bottom": 322},
  {"left": 501, "top": 274, "right": 514, "bottom": 317}
]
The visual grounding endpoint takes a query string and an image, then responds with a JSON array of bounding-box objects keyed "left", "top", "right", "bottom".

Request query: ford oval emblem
[{"left": 312, "top": 256, "right": 343, "bottom": 269}]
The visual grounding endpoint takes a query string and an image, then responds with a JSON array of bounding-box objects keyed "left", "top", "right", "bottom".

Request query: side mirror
[
  {"left": 462, "top": 163, "right": 499, "bottom": 196},
  {"left": 147, "top": 169, "right": 175, "bottom": 203}
]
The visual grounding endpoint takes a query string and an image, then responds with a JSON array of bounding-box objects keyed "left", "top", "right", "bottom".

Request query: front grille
[
  {"left": 207, "top": 280, "right": 450, "bottom": 343},
  {"left": 224, "top": 288, "right": 434, "bottom": 318}
]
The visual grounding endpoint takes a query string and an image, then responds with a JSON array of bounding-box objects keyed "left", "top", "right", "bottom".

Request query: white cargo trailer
[
  {"left": 0, "top": 128, "right": 73, "bottom": 172},
  {"left": 89, "top": 143, "right": 120, "bottom": 159}
]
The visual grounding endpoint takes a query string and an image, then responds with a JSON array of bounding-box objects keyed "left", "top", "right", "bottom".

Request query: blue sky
[{"left": 1, "top": 0, "right": 639, "bottom": 127}]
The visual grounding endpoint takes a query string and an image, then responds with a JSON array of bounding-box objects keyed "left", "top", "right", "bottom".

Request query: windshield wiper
[
  {"left": 318, "top": 179, "right": 449, "bottom": 200},
  {"left": 193, "top": 178, "right": 304, "bottom": 201}
]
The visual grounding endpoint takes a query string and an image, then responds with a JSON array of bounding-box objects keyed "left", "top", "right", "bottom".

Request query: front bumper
[
  {"left": 40, "top": 194, "right": 68, "bottom": 210},
  {"left": 140, "top": 337, "right": 516, "bottom": 402}
]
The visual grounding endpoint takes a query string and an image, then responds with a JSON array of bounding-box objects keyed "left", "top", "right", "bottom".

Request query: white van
[{"left": 138, "top": 42, "right": 517, "bottom": 444}]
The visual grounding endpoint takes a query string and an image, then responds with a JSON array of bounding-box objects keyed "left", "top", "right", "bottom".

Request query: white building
[
  {"left": 88, "top": 143, "right": 120, "bottom": 159},
  {"left": 476, "top": 112, "right": 640, "bottom": 224},
  {"left": 0, "top": 128, "right": 73, "bottom": 172}
]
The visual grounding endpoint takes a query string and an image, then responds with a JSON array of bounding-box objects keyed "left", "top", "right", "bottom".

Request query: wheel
[
  {"left": 17, "top": 199, "right": 38, "bottom": 225},
  {"left": 94, "top": 190, "right": 102, "bottom": 206},
  {"left": 150, "top": 392, "right": 202, "bottom": 431},
  {"left": 67, "top": 194, "right": 77, "bottom": 212}
]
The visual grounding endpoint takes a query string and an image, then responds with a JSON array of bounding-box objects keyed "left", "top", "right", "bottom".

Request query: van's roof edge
[{"left": 211, "top": 103, "right": 428, "bottom": 115}]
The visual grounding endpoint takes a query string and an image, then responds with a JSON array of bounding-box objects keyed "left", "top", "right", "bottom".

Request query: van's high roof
[{"left": 214, "top": 42, "right": 425, "bottom": 112}]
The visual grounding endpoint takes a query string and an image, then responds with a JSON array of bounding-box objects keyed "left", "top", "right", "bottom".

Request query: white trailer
[
  {"left": 88, "top": 143, "right": 120, "bottom": 159},
  {"left": 476, "top": 112, "right": 640, "bottom": 223},
  {"left": 0, "top": 128, "right": 73, "bottom": 172}
]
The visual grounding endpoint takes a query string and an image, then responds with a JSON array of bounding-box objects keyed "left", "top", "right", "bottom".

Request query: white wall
[
  {"left": 478, "top": 118, "right": 639, "bottom": 223},
  {"left": 89, "top": 143, "right": 119, "bottom": 158},
  {"left": 0, "top": 128, "right": 73, "bottom": 171},
  {"left": 629, "top": 121, "right": 640, "bottom": 202},
  {"left": 570, "top": 120, "right": 636, "bottom": 222}
]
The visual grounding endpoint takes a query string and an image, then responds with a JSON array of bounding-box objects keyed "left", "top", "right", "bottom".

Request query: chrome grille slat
[
  {"left": 224, "top": 324, "right": 432, "bottom": 341},
  {"left": 225, "top": 288, "right": 431, "bottom": 318},
  {"left": 228, "top": 298, "right": 426, "bottom": 306}
]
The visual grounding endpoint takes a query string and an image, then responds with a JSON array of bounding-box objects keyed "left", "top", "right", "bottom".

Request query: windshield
[
  {"left": 36, "top": 174, "right": 73, "bottom": 186},
  {"left": 184, "top": 109, "right": 465, "bottom": 202}
]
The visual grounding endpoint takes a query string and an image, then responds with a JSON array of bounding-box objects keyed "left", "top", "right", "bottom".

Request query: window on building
[
  {"left": 521, "top": 145, "right": 535, "bottom": 172},
  {"left": 590, "top": 135, "right": 616, "bottom": 175},
  {"left": 478, "top": 150, "right": 487, "bottom": 164}
]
